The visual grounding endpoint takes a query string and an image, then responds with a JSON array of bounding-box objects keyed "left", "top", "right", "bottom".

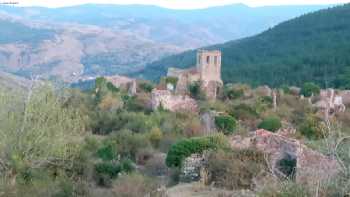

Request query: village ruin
[{"left": 151, "top": 50, "right": 223, "bottom": 112}]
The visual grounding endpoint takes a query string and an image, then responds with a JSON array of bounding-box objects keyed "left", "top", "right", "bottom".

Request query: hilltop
[{"left": 140, "top": 4, "right": 350, "bottom": 88}]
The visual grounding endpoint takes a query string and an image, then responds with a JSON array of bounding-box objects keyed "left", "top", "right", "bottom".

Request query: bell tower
[
  {"left": 196, "top": 50, "right": 223, "bottom": 99},
  {"left": 197, "top": 50, "right": 222, "bottom": 84}
]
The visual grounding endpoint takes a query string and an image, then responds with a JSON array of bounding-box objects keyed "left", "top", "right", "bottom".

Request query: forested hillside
[{"left": 140, "top": 4, "right": 350, "bottom": 88}]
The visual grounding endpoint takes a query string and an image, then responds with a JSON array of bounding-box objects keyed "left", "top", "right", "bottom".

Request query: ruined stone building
[
  {"left": 151, "top": 88, "right": 198, "bottom": 112},
  {"left": 105, "top": 75, "right": 137, "bottom": 95},
  {"left": 167, "top": 50, "right": 223, "bottom": 100}
]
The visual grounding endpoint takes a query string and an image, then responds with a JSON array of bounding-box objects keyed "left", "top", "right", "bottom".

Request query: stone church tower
[{"left": 197, "top": 50, "right": 223, "bottom": 99}]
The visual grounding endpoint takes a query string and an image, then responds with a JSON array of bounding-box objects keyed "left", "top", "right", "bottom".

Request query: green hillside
[{"left": 139, "top": 4, "right": 350, "bottom": 88}]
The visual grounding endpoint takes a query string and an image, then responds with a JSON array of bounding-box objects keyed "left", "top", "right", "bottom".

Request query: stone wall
[
  {"left": 151, "top": 89, "right": 198, "bottom": 113},
  {"left": 105, "top": 75, "right": 137, "bottom": 95},
  {"left": 197, "top": 50, "right": 222, "bottom": 83},
  {"left": 230, "top": 130, "right": 341, "bottom": 185}
]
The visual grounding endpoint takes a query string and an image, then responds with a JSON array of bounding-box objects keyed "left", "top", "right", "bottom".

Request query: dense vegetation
[
  {"left": 140, "top": 4, "right": 350, "bottom": 88},
  {"left": 0, "top": 20, "right": 55, "bottom": 45},
  {"left": 1, "top": 77, "right": 350, "bottom": 196}
]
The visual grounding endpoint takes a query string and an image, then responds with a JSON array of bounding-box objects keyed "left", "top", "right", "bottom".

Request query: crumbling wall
[
  {"left": 151, "top": 89, "right": 198, "bottom": 112},
  {"left": 231, "top": 130, "right": 341, "bottom": 185}
]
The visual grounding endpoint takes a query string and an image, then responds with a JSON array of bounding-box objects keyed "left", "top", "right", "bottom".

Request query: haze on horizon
[{"left": 15, "top": 0, "right": 350, "bottom": 9}]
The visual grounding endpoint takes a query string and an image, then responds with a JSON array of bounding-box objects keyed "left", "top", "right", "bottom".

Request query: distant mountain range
[
  {"left": 0, "top": 4, "right": 331, "bottom": 82},
  {"left": 139, "top": 4, "right": 350, "bottom": 88}
]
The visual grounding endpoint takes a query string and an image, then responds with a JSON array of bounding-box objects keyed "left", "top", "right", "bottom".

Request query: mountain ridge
[{"left": 138, "top": 4, "right": 350, "bottom": 88}]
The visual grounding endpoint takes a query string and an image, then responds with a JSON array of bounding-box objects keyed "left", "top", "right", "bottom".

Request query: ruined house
[
  {"left": 151, "top": 88, "right": 198, "bottom": 112},
  {"left": 313, "top": 89, "right": 346, "bottom": 117},
  {"left": 105, "top": 75, "right": 137, "bottom": 95},
  {"left": 167, "top": 50, "right": 223, "bottom": 100},
  {"left": 230, "top": 129, "right": 340, "bottom": 186}
]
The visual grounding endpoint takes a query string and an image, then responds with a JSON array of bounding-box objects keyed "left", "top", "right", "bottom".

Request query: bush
[
  {"left": 298, "top": 115, "right": 324, "bottom": 139},
  {"left": 259, "top": 181, "right": 309, "bottom": 197},
  {"left": 96, "top": 142, "right": 118, "bottom": 161},
  {"left": 166, "top": 135, "right": 227, "bottom": 167},
  {"left": 139, "top": 82, "right": 154, "bottom": 93},
  {"left": 215, "top": 115, "right": 237, "bottom": 135},
  {"left": 224, "top": 87, "right": 244, "bottom": 100},
  {"left": 300, "top": 82, "right": 320, "bottom": 97},
  {"left": 189, "top": 81, "right": 205, "bottom": 100},
  {"left": 207, "top": 149, "right": 267, "bottom": 190},
  {"left": 165, "top": 134, "right": 228, "bottom": 168},
  {"left": 112, "top": 130, "right": 152, "bottom": 160},
  {"left": 165, "top": 77, "right": 179, "bottom": 87},
  {"left": 95, "top": 162, "right": 121, "bottom": 179},
  {"left": 230, "top": 104, "right": 259, "bottom": 121},
  {"left": 258, "top": 116, "right": 282, "bottom": 132},
  {"left": 94, "top": 159, "right": 135, "bottom": 187},
  {"left": 112, "top": 173, "right": 157, "bottom": 197}
]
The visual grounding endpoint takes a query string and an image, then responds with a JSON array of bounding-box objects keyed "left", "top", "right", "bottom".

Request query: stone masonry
[
  {"left": 230, "top": 129, "right": 340, "bottom": 186},
  {"left": 151, "top": 88, "right": 198, "bottom": 112},
  {"left": 167, "top": 50, "right": 223, "bottom": 100}
]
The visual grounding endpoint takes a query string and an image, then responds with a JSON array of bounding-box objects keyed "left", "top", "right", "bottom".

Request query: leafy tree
[
  {"left": 0, "top": 85, "right": 84, "bottom": 185},
  {"left": 215, "top": 115, "right": 237, "bottom": 135},
  {"left": 189, "top": 81, "right": 205, "bottom": 100},
  {"left": 224, "top": 86, "right": 244, "bottom": 100},
  {"left": 138, "top": 82, "right": 154, "bottom": 93},
  {"left": 230, "top": 104, "right": 259, "bottom": 121},
  {"left": 298, "top": 115, "right": 324, "bottom": 139},
  {"left": 335, "top": 67, "right": 350, "bottom": 89},
  {"left": 165, "top": 134, "right": 228, "bottom": 168},
  {"left": 300, "top": 82, "right": 320, "bottom": 97},
  {"left": 165, "top": 77, "right": 179, "bottom": 87},
  {"left": 258, "top": 116, "right": 282, "bottom": 132}
]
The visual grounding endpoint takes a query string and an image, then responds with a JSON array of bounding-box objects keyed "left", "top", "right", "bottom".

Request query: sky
[{"left": 14, "top": 0, "right": 350, "bottom": 9}]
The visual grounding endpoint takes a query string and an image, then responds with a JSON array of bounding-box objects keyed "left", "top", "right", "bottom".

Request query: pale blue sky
[{"left": 16, "top": 0, "right": 350, "bottom": 9}]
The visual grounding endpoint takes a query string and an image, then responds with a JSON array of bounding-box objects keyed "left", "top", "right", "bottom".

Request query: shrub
[
  {"left": 112, "top": 173, "right": 157, "bottom": 197},
  {"left": 165, "top": 77, "right": 179, "bottom": 87},
  {"left": 258, "top": 116, "right": 282, "bottom": 132},
  {"left": 280, "top": 84, "right": 291, "bottom": 94},
  {"left": 165, "top": 134, "right": 228, "bottom": 168},
  {"left": 148, "top": 127, "right": 163, "bottom": 148},
  {"left": 298, "top": 115, "right": 324, "bottom": 139},
  {"left": 259, "top": 181, "right": 309, "bottom": 197},
  {"left": 94, "top": 159, "right": 135, "bottom": 187},
  {"left": 215, "top": 115, "right": 237, "bottom": 135},
  {"left": 112, "top": 130, "right": 152, "bottom": 160},
  {"left": 139, "top": 82, "right": 154, "bottom": 93},
  {"left": 189, "top": 81, "right": 205, "bottom": 100},
  {"left": 207, "top": 149, "right": 267, "bottom": 190},
  {"left": 95, "top": 162, "right": 121, "bottom": 179},
  {"left": 96, "top": 142, "right": 118, "bottom": 161},
  {"left": 300, "top": 82, "right": 320, "bottom": 97},
  {"left": 224, "top": 87, "right": 244, "bottom": 100},
  {"left": 230, "top": 104, "right": 259, "bottom": 121}
]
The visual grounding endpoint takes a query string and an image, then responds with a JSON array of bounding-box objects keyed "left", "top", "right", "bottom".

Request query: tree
[
  {"left": 189, "top": 81, "right": 205, "bottom": 100},
  {"left": 335, "top": 67, "right": 350, "bottom": 89},
  {"left": 300, "top": 82, "right": 320, "bottom": 97},
  {"left": 215, "top": 115, "right": 237, "bottom": 135},
  {"left": 0, "top": 84, "right": 85, "bottom": 184},
  {"left": 165, "top": 134, "right": 228, "bottom": 168},
  {"left": 258, "top": 116, "right": 282, "bottom": 132}
]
